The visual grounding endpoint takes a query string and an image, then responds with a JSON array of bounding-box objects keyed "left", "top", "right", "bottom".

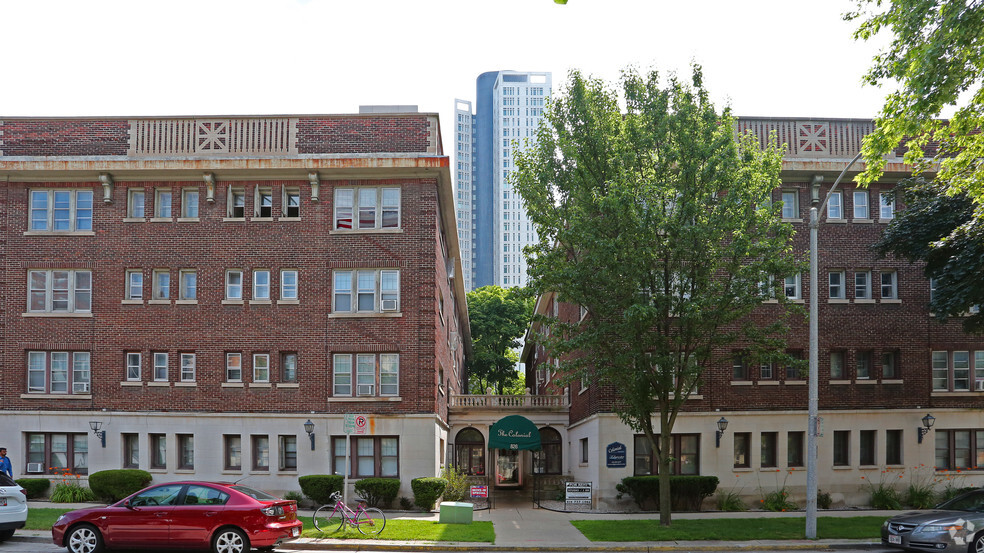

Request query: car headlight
[
  {"left": 56, "top": 515, "right": 66, "bottom": 524},
  {"left": 920, "top": 524, "right": 964, "bottom": 533},
  {"left": 883, "top": 520, "right": 890, "bottom": 528}
]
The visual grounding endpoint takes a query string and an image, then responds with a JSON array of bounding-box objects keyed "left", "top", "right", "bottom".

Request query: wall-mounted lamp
[
  {"left": 89, "top": 421, "right": 106, "bottom": 448},
  {"left": 715, "top": 417, "right": 729, "bottom": 448},
  {"left": 810, "top": 175, "right": 824, "bottom": 206},
  {"left": 304, "top": 419, "right": 315, "bottom": 451},
  {"left": 203, "top": 172, "right": 216, "bottom": 203},
  {"left": 918, "top": 413, "right": 936, "bottom": 444},
  {"left": 98, "top": 173, "right": 114, "bottom": 204},
  {"left": 308, "top": 172, "right": 321, "bottom": 202}
]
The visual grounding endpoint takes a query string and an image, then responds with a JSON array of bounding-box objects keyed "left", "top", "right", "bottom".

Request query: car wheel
[
  {"left": 66, "top": 524, "right": 104, "bottom": 553},
  {"left": 973, "top": 532, "right": 984, "bottom": 553},
  {"left": 212, "top": 527, "right": 249, "bottom": 553},
  {"left": 0, "top": 529, "right": 15, "bottom": 542}
]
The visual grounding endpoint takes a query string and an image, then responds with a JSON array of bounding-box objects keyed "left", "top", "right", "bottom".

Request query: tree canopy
[
  {"left": 846, "top": 0, "right": 984, "bottom": 204},
  {"left": 465, "top": 285, "right": 534, "bottom": 394},
  {"left": 513, "top": 66, "right": 800, "bottom": 525}
]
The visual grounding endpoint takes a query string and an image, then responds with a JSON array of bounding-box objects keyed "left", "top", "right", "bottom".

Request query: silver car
[
  {"left": 0, "top": 473, "right": 28, "bottom": 542},
  {"left": 883, "top": 489, "right": 984, "bottom": 552}
]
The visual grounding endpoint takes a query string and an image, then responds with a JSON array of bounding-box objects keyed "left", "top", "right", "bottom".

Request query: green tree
[
  {"left": 875, "top": 177, "right": 984, "bottom": 332},
  {"left": 513, "top": 66, "right": 800, "bottom": 526},
  {"left": 846, "top": 0, "right": 984, "bottom": 202},
  {"left": 466, "top": 286, "right": 534, "bottom": 394}
]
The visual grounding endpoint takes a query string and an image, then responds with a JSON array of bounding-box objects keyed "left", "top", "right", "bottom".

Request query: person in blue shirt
[{"left": 0, "top": 447, "right": 12, "bottom": 478}]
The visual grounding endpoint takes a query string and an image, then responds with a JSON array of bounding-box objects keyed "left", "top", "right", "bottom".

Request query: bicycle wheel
[
  {"left": 356, "top": 507, "right": 386, "bottom": 536},
  {"left": 313, "top": 505, "right": 346, "bottom": 533}
]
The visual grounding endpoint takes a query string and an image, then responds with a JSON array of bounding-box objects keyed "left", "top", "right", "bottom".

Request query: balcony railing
[{"left": 449, "top": 393, "right": 568, "bottom": 409}]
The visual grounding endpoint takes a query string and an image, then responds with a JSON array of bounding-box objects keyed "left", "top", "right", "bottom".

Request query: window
[
  {"left": 788, "top": 432, "right": 805, "bottom": 467},
  {"left": 178, "top": 434, "right": 194, "bottom": 469},
  {"left": 760, "top": 362, "right": 773, "bottom": 380},
  {"left": 781, "top": 190, "right": 798, "bottom": 219},
  {"left": 279, "top": 435, "right": 297, "bottom": 471},
  {"left": 784, "top": 274, "right": 801, "bottom": 299},
  {"left": 886, "top": 429, "right": 903, "bottom": 465},
  {"left": 634, "top": 434, "right": 698, "bottom": 475},
  {"left": 226, "top": 353, "right": 242, "bottom": 382},
  {"left": 829, "top": 270, "right": 845, "bottom": 299},
  {"left": 224, "top": 435, "right": 242, "bottom": 470},
  {"left": 280, "top": 270, "right": 298, "bottom": 300},
  {"left": 830, "top": 350, "right": 846, "bottom": 379},
  {"left": 253, "top": 269, "right": 270, "bottom": 300},
  {"left": 28, "top": 270, "right": 92, "bottom": 313},
  {"left": 333, "top": 270, "right": 400, "bottom": 313},
  {"left": 255, "top": 187, "right": 273, "bottom": 217},
  {"left": 881, "top": 271, "right": 897, "bottom": 299},
  {"left": 455, "top": 428, "right": 486, "bottom": 476},
  {"left": 332, "top": 353, "right": 399, "bottom": 397},
  {"left": 955, "top": 351, "right": 971, "bottom": 391},
  {"left": 934, "top": 350, "right": 979, "bottom": 391},
  {"left": 856, "top": 350, "right": 872, "bottom": 379},
  {"left": 761, "top": 432, "right": 778, "bottom": 468},
  {"left": 733, "top": 432, "right": 751, "bottom": 468},
  {"left": 332, "top": 436, "right": 399, "bottom": 477},
  {"left": 853, "top": 190, "right": 869, "bottom": 219},
  {"left": 128, "top": 189, "right": 145, "bottom": 218},
  {"left": 879, "top": 190, "right": 895, "bottom": 219},
  {"left": 150, "top": 434, "right": 166, "bottom": 469},
  {"left": 182, "top": 188, "right": 199, "bottom": 218},
  {"left": 180, "top": 353, "right": 196, "bottom": 382},
  {"left": 282, "top": 187, "right": 300, "bottom": 218},
  {"left": 827, "top": 191, "right": 843, "bottom": 219},
  {"left": 855, "top": 271, "right": 871, "bottom": 299},
  {"left": 533, "top": 427, "right": 562, "bottom": 475},
  {"left": 228, "top": 188, "right": 245, "bottom": 218},
  {"left": 976, "top": 352, "right": 984, "bottom": 390},
  {"left": 282, "top": 353, "right": 297, "bottom": 383},
  {"left": 153, "top": 352, "right": 168, "bottom": 381},
  {"left": 26, "top": 433, "right": 88, "bottom": 475},
  {"left": 732, "top": 355, "right": 748, "bottom": 380},
  {"left": 833, "top": 430, "right": 850, "bottom": 466},
  {"left": 126, "top": 270, "right": 143, "bottom": 300},
  {"left": 252, "top": 435, "right": 270, "bottom": 471},
  {"left": 860, "top": 430, "right": 876, "bottom": 465},
  {"left": 155, "top": 189, "right": 172, "bottom": 218},
  {"left": 28, "top": 351, "right": 91, "bottom": 394},
  {"left": 581, "top": 438, "right": 590, "bottom": 465},
  {"left": 253, "top": 354, "right": 270, "bottom": 382},
  {"left": 179, "top": 270, "right": 197, "bottom": 300},
  {"left": 784, "top": 351, "right": 803, "bottom": 380},
  {"left": 153, "top": 270, "right": 170, "bottom": 300},
  {"left": 30, "top": 189, "right": 93, "bottom": 232},
  {"left": 225, "top": 270, "right": 243, "bottom": 300},
  {"left": 126, "top": 352, "right": 142, "bottom": 381},
  {"left": 123, "top": 434, "right": 139, "bottom": 469},
  {"left": 334, "top": 187, "right": 401, "bottom": 230},
  {"left": 935, "top": 430, "right": 984, "bottom": 470},
  {"left": 882, "top": 351, "right": 898, "bottom": 379}
]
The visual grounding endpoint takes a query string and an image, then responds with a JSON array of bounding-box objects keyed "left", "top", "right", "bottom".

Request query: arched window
[
  {"left": 533, "top": 427, "right": 562, "bottom": 475},
  {"left": 455, "top": 428, "right": 485, "bottom": 476}
]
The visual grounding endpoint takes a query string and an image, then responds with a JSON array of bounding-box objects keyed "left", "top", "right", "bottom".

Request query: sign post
[{"left": 341, "top": 414, "right": 371, "bottom": 505}]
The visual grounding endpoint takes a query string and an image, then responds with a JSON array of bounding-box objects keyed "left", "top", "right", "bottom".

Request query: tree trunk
[{"left": 658, "top": 431, "right": 672, "bottom": 526}]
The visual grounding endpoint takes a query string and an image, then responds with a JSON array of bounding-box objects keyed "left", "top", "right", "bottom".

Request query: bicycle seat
[{"left": 355, "top": 498, "right": 368, "bottom": 504}]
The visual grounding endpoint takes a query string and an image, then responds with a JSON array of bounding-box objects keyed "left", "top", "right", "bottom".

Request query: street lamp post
[{"left": 806, "top": 152, "right": 862, "bottom": 539}]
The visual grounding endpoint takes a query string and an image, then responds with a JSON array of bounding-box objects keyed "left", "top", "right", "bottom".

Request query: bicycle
[{"left": 313, "top": 491, "right": 386, "bottom": 535}]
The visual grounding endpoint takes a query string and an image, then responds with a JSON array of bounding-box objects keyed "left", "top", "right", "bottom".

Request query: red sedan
[{"left": 52, "top": 481, "right": 302, "bottom": 553}]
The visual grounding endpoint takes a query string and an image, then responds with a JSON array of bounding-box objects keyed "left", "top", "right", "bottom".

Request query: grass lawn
[
  {"left": 299, "top": 516, "right": 495, "bottom": 542},
  {"left": 572, "top": 516, "right": 885, "bottom": 541},
  {"left": 25, "top": 508, "right": 69, "bottom": 531}
]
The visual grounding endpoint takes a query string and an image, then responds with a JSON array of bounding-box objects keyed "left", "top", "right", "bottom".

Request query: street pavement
[{"left": 14, "top": 497, "right": 896, "bottom": 552}]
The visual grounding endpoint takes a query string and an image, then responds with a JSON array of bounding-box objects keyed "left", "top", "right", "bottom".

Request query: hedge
[
  {"left": 298, "top": 475, "right": 344, "bottom": 505},
  {"left": 616, "top": 475, "right": 719, "bottom": 511},
  {"left": 354, "top": 478, "right": 400, "bottom": 508},
  {"left": 16, "top": 478, "right": 51, "bottom": 499},
  {"left": 411, "top": 477, "right": 447, "bottom": 511},
  {"left": 88, "top": 470, "right": 153, "bottom": 502}
]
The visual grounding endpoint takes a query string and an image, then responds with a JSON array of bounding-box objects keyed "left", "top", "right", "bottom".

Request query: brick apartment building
[
  {"left": 511, "top": 118, "right": 984, "bottom": 507},
  {"left": 0, "top": 113, "right": 470, "bottom": 498}
]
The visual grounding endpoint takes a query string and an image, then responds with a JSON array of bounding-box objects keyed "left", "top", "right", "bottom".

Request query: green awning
[{"left": 488, "top": 415, "right": 542, "bottom": 451}]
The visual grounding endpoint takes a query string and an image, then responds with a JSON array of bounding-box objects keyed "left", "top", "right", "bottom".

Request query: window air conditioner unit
[
  {"left": 976, "top": 380, "right": 984, "bottom": 391},
  {"left": 381, "top": 299, "right": 398, "bottom": 312},
  {"left": 27, "top": 463, "right": 44, "bottom": 473},
  {"left": 74, "top": 382, "right": 90, "bottom": 393},
  {"left": 357, "top": 384, "right": 375, "bottom": 396}
]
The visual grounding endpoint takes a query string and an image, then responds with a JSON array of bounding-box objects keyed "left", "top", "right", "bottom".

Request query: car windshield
[
  {"left": 230, "top": 485, "right": 280, "bottom": 501},
  {"left": 939, "top": 490, "right": 984, "bottom": 512}
]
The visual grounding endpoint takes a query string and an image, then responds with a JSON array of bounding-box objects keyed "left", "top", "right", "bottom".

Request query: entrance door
[{"left": 495, "top": 449, "right": 521, "bottom": 487}]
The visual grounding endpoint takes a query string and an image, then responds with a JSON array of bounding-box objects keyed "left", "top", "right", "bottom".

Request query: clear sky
[{"left": 3, "top": 0, "right": 890, "bottom": 141}]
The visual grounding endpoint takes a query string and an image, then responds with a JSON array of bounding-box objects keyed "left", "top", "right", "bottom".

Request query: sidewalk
[{"left": 15, "top": 499, "right": 892, "bottom": 551}]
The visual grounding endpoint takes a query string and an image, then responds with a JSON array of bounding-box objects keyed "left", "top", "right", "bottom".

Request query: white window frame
[
  {"left": 28, "top": 269, "right": 92, "bottom": 313},
  {"left": 128, "top": 189, "right": 146, "bottom": 218},
  {"left": 826, "top": 191, "right": 843, "bottom": 220},
  {"left": 155, "top": 189, "right": 172, "bottom": 219},
  {"left": 181, "top": 188, "right": 200, "bottom": 219},
  {"left": 126, "top": 352, "right": 142, "bottom": 381},
  {"left": 781, "top": 190, "right": 799, "bottom": 219},
  {"left": 226, "top": 353, "right": 243, "bottom": 382},
  {"left": 153, "top": 352, "right": 168, "bottom": 381},
  {"left": 784, "top": 274, "right": 801, "bottom": 300},
  {"left": 333, "top": 353, "right": 399, "bottom": 397},
  {"left": 282, "top": 187, "right": 300, "bottom": 218},
  {"left": 280, "top": 269, "right": 298, "bottom": 300},
  {"left": 333, "top": 269, "right": 400, "bottom": 313},
  {"left": 227, "top": 187, "right": 246, "bottom": 218},
  {"left": 880, "top": 190, "right": 895, "bottom": 219},
  {"left": 282, "top": 352, "right": 298, "bottom": 383},
  {"left": 334, "top": 187, "right": 401, "bottom": 230},
  {"left": 254, "top": 187, "right": 273, "bottom": 218},
  {"left": 179, "top": 269, "right": 197, "bottom": 300},
  {"left": 253, "top": 353, "right": 270, "bottom": 382},
  {"left": 30, "top": 189, "right": 94, "bottom": 232},
  {"left": 853, "top": 190, "right": 869, "bottom": 219},
  {"left": 333, "top": 354, "right": 352, "bottom": 396},
  {"left": 28, "top": 351, "right": 91, "bottom": 394},
  {"left": 253, "top": 269, "right": 271, "bottom": 301},
  {"left": 880, "top": 270, "right": 898, "bottom": 300},
  {"left": 855, "top": 271, "right": 872, "bottom": 300},
  {"left": 180, "top": 353, "right": 196, "bottom": 382},
  {"left": 829, "top": 270, "right": 845, "bottom": 299},
  {"left": 153, "top": 269, "right": 170, "bottom": 300},
  {"left": 225, "top": 270, "right": 243, "bottom": 300},
  {"left": 126, "top": 269, "right": 143, "bottom": 300}
]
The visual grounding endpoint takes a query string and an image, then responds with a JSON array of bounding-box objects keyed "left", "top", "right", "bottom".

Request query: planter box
[{"left": 438, "top": 501, "right": 474, "bottom": 524}]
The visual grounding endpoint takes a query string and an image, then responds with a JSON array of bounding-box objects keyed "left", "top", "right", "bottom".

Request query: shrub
[
  {"left": 399, "top": 496, "right": 414, "bottom": 510},
  {"left": 761, "top": 488, "right": 798, "bottom": 512},
  {"left": 716, "top": 490, "right": 747, "bottom": 511},
  {"left": 16, "top": 478, "right": 51, "bottom": 499},
  {"left": 354, "top": 478, "right": 400, "bottom": 508},
  {"left": 615, "top": 476, "right": 718, "bottom": 511},
  {"left": 905, "top": 481, "right": 937, "bottom": 509},
  {"left": 88, "top": 470, "right": 152, "bottom": 502},
  {"left": 298, "top": 475, "right": 344, "bottom": 505},
  {"left": 49, "top": 468, "right": 96, "bottom": 503},
  {"left": 440, "top": 465, "right": 469, "bottom": 502},
  {"left": 817, "top": 489, "right": 833, "bottom": 509},
  {"left": 411, "top": 477, "right": 447, "bottom": 511},
  {"left": 862, "top": 471, "right": 903, "bottom": 510},
  {"left": 283, "top": 491, "right": 304, "bottom": 503}
]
